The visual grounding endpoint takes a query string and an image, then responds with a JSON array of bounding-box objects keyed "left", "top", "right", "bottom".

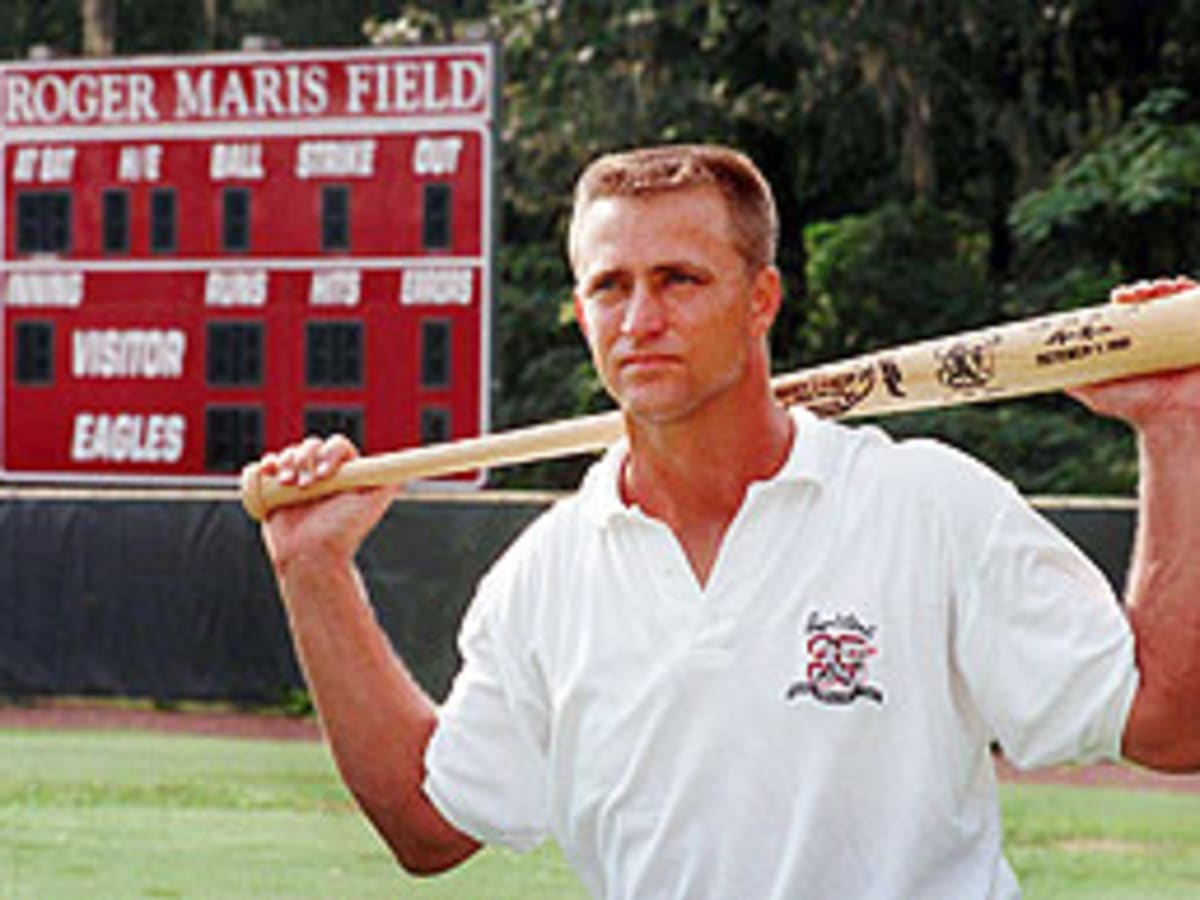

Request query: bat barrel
[{"left": 770, "top": 289, "right": 1200, "bottom": 420}]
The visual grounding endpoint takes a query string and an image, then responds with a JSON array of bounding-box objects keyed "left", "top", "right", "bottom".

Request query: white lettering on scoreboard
[
  {"left": 400, "top": 267, "right": 472, "bottom": 306},
  {"left": 413, "top": 137, "right": 463, "bottom": 176},
  {"left": 210, "top": 142, "right": 265, "bottom": 180},
  {"left": 11, "top": 146, "right": 77, "bottom": 183},
  {"left": 295, "top": 140, "right": 377, "bottom": 179},
  {"left": 344, "top": 60, "right": 486, "bottom": 115},
  {"left": 72, "top": 329, "right": 186, "bottom": 379},
  {"left": 205, "top": 270, "right": 267, "bottom": 306},
  {"left": 4, "top": 56, "right": 490, "bottom": 126},
  {"left": 5, "top": 273, "right": 84, "bottom": 307},
  {"left": 70, "top": 412, "right": 185, "bottom": 464},
  {"left": 309, "top": 270, "right": 361, "bottom": 306},
  {"left": 4, "top": 72, "right": 158, "bottom": 125},
  {"left": 174, "top": 66, "right": 330, "bottom": 120},
  {"left": 117, "top": 144, "right": 163, "bottom": 181}
]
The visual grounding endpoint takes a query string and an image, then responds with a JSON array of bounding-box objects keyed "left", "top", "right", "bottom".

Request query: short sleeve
[
  {"left": 954, "top": 480, "right": 1139, "bottom": 770},
  {"left": 423, "top": 562, "right": 551, "bottom": 852}
]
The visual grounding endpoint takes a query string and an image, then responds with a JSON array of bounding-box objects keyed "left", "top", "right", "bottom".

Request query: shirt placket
[
  {"left": 691, "top": 485, "right": 782, "bottom": 666},
  {"left": 629, "top": 510, "right": 704, "bottom": 608},
  {"left": 626, "top": 499, "right": 765, "bottom": 669}
]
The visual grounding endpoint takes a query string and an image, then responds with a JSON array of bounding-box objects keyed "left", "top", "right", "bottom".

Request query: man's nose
[{"left": 620, "top": 281, "right": 666, "bottom": 337}]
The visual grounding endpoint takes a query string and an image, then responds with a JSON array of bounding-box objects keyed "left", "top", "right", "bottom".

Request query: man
[{"left": 256, "top": 145, "right": 1200, "bottom": 898}]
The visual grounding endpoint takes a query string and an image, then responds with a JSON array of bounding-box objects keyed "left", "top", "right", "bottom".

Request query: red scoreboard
[{"left": 0, "top": 43, "right": 494, "bottom": 484}]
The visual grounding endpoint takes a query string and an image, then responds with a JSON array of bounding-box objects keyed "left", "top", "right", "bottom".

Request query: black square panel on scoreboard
[{"left": 0, "top": 43, "right": 495, "bottom": 486}]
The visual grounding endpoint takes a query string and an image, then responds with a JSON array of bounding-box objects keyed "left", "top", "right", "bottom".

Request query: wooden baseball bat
[{"left": 241, "top": 288, "right": 1200, "bottom": 521}]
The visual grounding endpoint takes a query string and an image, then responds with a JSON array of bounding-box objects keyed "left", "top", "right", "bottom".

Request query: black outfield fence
[
  {"left": 0, "top": 489, "right": 1134, "bottom": 705},
  {"left": 0, "top": 489, "right": 546, "bottom": 704}
]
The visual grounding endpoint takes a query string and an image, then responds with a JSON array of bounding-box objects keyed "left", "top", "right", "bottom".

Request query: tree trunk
[
  {"left": 903, "top": 86, "right": 937, "bottom": 199},
  {"left": 81, "top": 0, "right": 116, "bottom": 56},
  {"left": 204, "top": 0, "right": 219, "bottom": 48}
]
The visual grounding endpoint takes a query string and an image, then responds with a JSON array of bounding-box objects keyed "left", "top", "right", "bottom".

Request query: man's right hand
[{"left": 255, "top": 434, "right": 401, "bottom": 574}]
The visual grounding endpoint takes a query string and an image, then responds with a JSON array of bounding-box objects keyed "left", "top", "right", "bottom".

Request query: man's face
[{"left": 572, "top": 186, "right": 779, "bottom": 425}]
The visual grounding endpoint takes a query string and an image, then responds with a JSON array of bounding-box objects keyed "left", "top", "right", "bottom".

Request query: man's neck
[{"left": 620, "top": 388, "right": 794, "bottom": 586}]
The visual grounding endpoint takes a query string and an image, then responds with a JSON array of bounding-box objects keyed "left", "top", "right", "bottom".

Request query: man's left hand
[{"left": 1069, "top": 276, "right": 1200, "bottom": 426}]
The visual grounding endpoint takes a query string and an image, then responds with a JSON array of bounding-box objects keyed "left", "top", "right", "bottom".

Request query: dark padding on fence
[
  {"left": 0, "top": 493, "right": 1133, "bottom": 704},
  {"left": 0, "top": 494, "right": 545, "bottom": 704}
]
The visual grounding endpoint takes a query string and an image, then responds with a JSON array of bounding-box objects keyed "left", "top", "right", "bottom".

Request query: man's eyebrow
[
  {"left": 579, "top": 259, "right": 712, "bottom": 290},
  {"left": 579, "top": 266, "right": 625, "bottom": 289},
  {"left": 652, "top": 259, "right": 711, "bottom": 277}
]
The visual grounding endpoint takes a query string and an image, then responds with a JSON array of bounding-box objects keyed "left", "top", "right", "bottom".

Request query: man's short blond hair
[{"left": 568, "top": 144, "right": 779, "bottom": 275}]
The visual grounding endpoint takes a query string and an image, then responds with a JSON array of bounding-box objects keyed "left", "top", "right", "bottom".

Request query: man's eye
[{"left": 665, "top": 271, "right": 700, "bottom": 286}]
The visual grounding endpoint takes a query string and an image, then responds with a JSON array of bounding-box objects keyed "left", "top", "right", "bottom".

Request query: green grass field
[
  {"left": 1001, "top": 782, "right": 1200, "bottom": 898},
  {"left": 1, "top": 727, "right": 1197, "bottom": 899}
]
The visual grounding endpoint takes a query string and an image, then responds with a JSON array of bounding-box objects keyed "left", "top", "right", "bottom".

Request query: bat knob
[{"left": 240, "top": 462, "right": 269, "bottom": 522}]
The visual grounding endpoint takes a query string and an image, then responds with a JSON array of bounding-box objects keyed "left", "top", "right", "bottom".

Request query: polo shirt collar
[{"left": 578, "top": 407, "right": 835, "bottom": 529}]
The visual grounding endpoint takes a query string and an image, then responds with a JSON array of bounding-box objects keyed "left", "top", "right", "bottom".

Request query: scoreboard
[{"left": 0, "top": 43, "right": 494, "bottom": 484}]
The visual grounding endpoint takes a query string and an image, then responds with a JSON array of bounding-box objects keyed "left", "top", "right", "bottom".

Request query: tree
[{"left": 1011, "top": 89, "right": 1200, "bottom": 279}]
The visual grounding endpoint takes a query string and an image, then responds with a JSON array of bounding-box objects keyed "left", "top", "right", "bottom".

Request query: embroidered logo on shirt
[{"left": 786, "top": 611, "right": 884, "bottom": 706}]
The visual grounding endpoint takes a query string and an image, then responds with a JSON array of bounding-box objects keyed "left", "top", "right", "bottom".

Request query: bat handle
[{"left": 240, "top": 410, "right": 625, "bottom": 521}]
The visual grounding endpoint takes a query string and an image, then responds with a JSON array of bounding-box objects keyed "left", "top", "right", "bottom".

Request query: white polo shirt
[{"left": 424, "top": 408, "right": 1138, "bottom": 900}]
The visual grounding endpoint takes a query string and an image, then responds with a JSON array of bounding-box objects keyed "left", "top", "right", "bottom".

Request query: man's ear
[{"left": 748, "top": 265, "right": 783, "bottom": 337}]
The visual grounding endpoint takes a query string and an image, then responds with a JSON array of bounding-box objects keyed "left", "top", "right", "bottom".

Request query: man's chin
[{"left": 618, "top": 393, "right": 694, "bottom": 426}]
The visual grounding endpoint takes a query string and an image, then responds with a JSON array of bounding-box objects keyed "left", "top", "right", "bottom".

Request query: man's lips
[{"left": 616, "top": 352, "right": 681, "bottom": 371}]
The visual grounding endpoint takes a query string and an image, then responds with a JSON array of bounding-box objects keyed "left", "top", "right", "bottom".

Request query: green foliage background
[{"left": 8, "top": 0, "right": 1199, "bottom": 492}]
